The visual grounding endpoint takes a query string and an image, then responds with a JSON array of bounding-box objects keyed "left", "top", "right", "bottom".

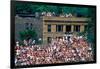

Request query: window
[
  {"left": 66, "top": 25, "right": 71, "bottom": 32},
  {"left": 25, "top": 23, "right": 33, "bottom": 30},
  {"left": 47, "top": 37, "right": 52, "bottom": 43},
  {"left": 25, "top": 23, "right": 29, "bottom": 30},
  {"left": 30, "top": 23, "right": 33, "bottom": 30},
  {"left": 25, "top": 23, "right": 29, "bottom": 26},
  {"left": 56, "top": 25, "right": 63, "bottom": 32},
  {"left": 48, "top": 25, "right": 51, "bottom": 32},
  {"left": 74, "top": 25, "right": 80, "bottom": 32}
]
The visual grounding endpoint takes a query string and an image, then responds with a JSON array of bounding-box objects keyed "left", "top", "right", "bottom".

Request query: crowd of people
[
  {"left": 15, "top": 35, "right": 94, "bottom": 66},
  {"left": 43, "top": 12, "right": 73, "bottom": 17},
  {"left": 35, "top": 12, "right": 74, "bottom": 18}
]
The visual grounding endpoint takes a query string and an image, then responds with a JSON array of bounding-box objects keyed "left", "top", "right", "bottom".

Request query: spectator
[{"left": 15, "top": 35, "right": 94, "bottom": 66}]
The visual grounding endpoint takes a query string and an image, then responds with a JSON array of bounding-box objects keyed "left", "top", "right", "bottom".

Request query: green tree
[
  {"left": 15, "top": 3, "right": 32, "bottom": 14},
  {"left": 19, "top": 29, "right": 37, "bottom": 41},
  {"left": 87, "top": 7, "right": 96, "bottom": 43},
  {"left": 15, "top": 2, "right": 90, "bottom": 17}
]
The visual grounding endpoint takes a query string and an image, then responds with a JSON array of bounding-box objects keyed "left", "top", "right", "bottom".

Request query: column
[
  {"left": 43, "top": 24, "right": 47, "bottom": 33},
  {"left": 43, "top": 35, "right": 47, "bottom": 44},
  {"left": 63, "top": 25, "right": 66, "bottom": 32},
  {"left": 71, "top": 25, "right": 74, "bottom": 32},
  {"left": 80, "top": 25, "right": 84, "bottom": 32},
  {"left": 52, "top": 25, "right": 56, "bottom": 32}
]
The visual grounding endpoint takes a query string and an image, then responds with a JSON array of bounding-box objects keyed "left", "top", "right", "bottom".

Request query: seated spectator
[{"left": 15, "top": 35, "right": 94, "bottom": 66}]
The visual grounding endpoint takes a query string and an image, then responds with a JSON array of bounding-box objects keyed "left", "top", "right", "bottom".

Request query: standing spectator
[
  {"left": 32, "top": 40, "right": 35, "bottom": 45},
  {"left": 23, "top": 40, "right": 28, "bottom": 46}
]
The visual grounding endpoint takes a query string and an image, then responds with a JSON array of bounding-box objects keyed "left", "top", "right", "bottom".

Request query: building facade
[
  {"left": 15, "top": 15, "right": 90, "bottom": 44},
  {"left": 15, "top": 15, "right": 43, "bottom": 41},
  {"left": 43, "top": 16, "right": 89, "bottom": 44}
]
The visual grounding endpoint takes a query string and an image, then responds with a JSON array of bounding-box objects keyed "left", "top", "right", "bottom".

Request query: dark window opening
[
  {"left": 25, "top": 23, "right": 29, "bottom": 30},
  {"left": 30, "top": 23, "right": 33, "bottom": 30},
  {"left": 56, "top": 25, "right": 63, "bottom": 32},
  {"left": 26, "top": 27, "right": 29, "bottom": 30},
  {"left": 48, "top": 25, "right": 51, "bottom": 32},
  {"left": 66, "top": 25, "right": 71, "bottom": 32},
  {"left": 74, "top": 25, "right": 80, "bottom": 32},
  {"left": 25, "top": 23, "right": 33, "bottom": 30},
  {"left": 25, "top": 23, "right": 29, "bottom": 26},
  {"left": 47, "top": 37, "right": 52, "bottom": 43}
]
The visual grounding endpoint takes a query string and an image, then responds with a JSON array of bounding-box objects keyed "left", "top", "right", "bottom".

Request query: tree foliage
[
  {"left": 78, "top": 8, "right": 96, "bottom": 43},
  {"left": 15, "top": 2, "right": 89, "bottom": 17},
  {"left": 87, "top": 8, "right": 96, "bottom": 43},
  {"left": 19, "top": 29, "right": 37, "bottom": 41}
]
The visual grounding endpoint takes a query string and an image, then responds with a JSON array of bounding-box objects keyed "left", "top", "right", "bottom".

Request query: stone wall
[{"left": 15, "top": 15, "right": 43, "bottom": 41}]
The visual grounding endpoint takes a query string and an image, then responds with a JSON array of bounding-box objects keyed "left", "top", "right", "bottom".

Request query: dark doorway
[
  {"left": 66, "top": 25, "right": 71, "bottom": 32},
  {"left": 47, "top": 37, "right": 52, "bottom": 43}
]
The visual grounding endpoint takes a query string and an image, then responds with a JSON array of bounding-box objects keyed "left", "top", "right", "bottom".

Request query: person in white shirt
[{"left": 32, "top": 40, "right": 35, "bottom": 45}]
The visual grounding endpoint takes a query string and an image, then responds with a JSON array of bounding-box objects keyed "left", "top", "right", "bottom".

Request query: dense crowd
[
  {"left": 42, "top": 12, "right": 73, "bottom": 17},
  {"left": 15, "top": 35, "right": 94, "bottom": 66},
  {"left": 34, "top": 12, "right": 74, "bottom": 18}
]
